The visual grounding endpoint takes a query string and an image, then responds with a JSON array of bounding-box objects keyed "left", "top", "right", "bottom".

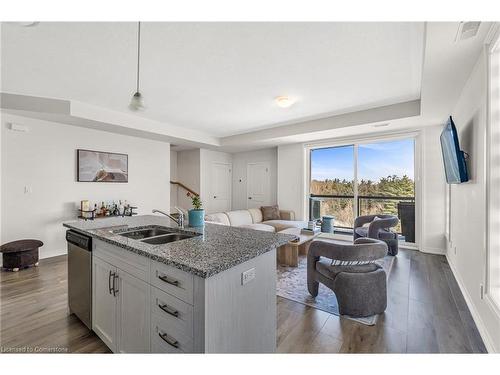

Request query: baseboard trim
[
  {"left": 39, "top": 249, "right": 67, "bottom": 259},
  {"left": 39, "top": 254, "right": 68, "bottom": 264},
  {"left": 419, "top": 247, "right": 446, "bottom": 255},
  {"left": 446, "top": 254, "right": 497, "bottom": 353}
]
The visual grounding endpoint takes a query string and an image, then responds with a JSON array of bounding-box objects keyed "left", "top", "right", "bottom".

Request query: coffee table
[{"left": 277, "top": 227, "right": 321, "bottom": 267}]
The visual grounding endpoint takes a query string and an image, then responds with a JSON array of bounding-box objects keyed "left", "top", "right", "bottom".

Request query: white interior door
[
  {"left": 211, "top": 162, "right": 232, "bottom": 213},
  {"left": 247, "top": 162, "right": 270, "bottom": 208}
]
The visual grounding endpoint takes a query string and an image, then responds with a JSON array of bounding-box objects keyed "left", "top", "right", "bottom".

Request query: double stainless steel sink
[{"left": 117, "top": 226, "right": 199, "bottom": 245}]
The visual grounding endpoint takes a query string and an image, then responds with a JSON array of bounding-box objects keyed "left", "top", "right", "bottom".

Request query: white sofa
[{"left": 205, "top": 208, "right": 307, "bottom": 233}]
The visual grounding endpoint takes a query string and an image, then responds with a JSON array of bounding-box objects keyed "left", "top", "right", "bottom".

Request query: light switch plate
[
  {"left": 9, "top": 123, "right": 29, "bottom": 132},
  {"left": 242, "top": 268, "right": 256, "bottom": 285}
]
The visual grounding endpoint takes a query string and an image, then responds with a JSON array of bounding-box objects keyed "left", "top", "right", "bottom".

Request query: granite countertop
[{"left": 63, "top": 215, "right": 296, "bottom": 278}]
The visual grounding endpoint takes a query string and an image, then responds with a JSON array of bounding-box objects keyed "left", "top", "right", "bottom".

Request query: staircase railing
[{"left": 170, "top": 181, "right": 199, "bottom": 197}]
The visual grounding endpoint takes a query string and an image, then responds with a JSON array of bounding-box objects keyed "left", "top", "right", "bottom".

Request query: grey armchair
[
  {"left": 307, "top": 238, "right": 388, "bottom": 317},
  {"left": 353, "top": 214, "right": 399, "bottom": 256}
]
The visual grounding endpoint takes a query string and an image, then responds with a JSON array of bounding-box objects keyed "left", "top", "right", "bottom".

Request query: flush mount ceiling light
[
  {"left": 275, "top": 96, "right": 296, "bottom": 108},
  {"left": 129, "top": 22, "right": 145, "bottom": 111}
]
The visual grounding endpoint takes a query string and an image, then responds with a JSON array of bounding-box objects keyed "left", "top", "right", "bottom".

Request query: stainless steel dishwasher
[{"left": 66, "top": 230, "right": 92, "bottom": 329}]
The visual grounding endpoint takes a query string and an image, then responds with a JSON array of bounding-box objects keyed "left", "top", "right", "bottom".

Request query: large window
[{"left": 309, "top": 138, "right": 415, "bottom": 242}]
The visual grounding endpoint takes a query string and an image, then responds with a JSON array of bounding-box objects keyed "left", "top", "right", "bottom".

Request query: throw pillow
[{"left": 261, "top": 205, "right": 281, "bottom": 221}]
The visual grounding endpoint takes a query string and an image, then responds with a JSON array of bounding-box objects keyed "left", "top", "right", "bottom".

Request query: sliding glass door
[
  {"left": 309, "top": 145, "right": 355, "bottom": 229},
  {"left": 309, "top": 137, "right": 416, "bottom": 243}
]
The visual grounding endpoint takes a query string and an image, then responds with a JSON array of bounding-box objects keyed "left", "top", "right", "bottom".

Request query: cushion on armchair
[
  {"left": 317, "top": 259, "right": 380, "bottom": 279},
  {"left": 261, "top": 205, "right": 281, "bottom": 221},
  {"left": 362, "top": 216, "right": 383, "bottom": 227},
  {"left": 354, "top": 227, "right": 396, "bottom": 240},
  {"left": 354, "top": 226, "right": 396, "bottom": 240}
]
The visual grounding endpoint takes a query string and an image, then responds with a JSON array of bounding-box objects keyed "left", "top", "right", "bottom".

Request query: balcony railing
[{"left": 309, "top": 194, "right": 415, "bottom": 242}]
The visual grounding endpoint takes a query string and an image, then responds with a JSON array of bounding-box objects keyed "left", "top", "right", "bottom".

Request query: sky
[{"left": 311, "top": 139, "right": 415, "bottom": 181}]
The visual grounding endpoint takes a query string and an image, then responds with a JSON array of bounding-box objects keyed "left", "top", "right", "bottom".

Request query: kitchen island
[{"left": 63, "top": 215, "right": 295, "bottom": 353}]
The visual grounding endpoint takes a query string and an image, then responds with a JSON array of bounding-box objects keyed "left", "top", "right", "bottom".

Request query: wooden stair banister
[{"left": 170, "top": 181, "right": 199, "bottom": 197}]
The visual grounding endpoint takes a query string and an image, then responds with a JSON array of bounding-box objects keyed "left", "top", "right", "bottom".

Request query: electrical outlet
[
  {"left": 454, "top": 246, "right": 457, "bottom": 255},
  {"left": 241, "top": 268, "right": 256, "bottom": 285},
  {"left": 24, "top": 186, "right": 32, "bottom": 194}
]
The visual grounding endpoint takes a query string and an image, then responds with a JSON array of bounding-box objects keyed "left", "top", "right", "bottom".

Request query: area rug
[{"left": 276, "top": 255, "right": 395, "bottom": 326}]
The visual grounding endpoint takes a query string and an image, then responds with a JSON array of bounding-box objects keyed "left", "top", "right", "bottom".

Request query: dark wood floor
[
  {"left": 0, "top": 249, "right": 486, "bottom": 353},
  {"left": 0, "top": 256, "right": 109, "bottom": 353}
]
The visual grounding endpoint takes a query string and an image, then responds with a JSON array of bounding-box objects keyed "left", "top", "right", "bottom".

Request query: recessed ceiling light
[{"left": 275, "top": 96, "right": 295, "bottom": 108}]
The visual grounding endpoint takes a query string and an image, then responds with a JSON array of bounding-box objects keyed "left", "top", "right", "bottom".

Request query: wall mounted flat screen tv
[{"left": 440, "top": 116, "right": 469, "bottom": 184}]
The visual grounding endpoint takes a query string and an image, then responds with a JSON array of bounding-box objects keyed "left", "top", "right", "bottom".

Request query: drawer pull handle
[
  {"left": 159, "top": 303, "right": 179, "bottom": 317},
  {"left": 158, "top": 274, "right": 179, "bottom": 287},
  {"left": 158, "top": 332, "right": 179, "bottom": 348},
  {"left": 108, "top": 271, "right": 114, "bottom": 295},
  {"left": 113, "top": 273, "right": 119, "bottom": 296}
]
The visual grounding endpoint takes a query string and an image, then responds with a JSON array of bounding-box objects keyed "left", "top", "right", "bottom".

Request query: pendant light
[{"left": 129, "top": 22, "right": 145, "bottom": 111}]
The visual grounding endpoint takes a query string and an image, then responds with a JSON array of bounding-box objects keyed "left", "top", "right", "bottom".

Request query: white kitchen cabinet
[
  {"left": 92, "top": 240, "right": 150, "bottom": 353},
  {"left": 92, "top": 238, "right": 277, "bottom": 353},
  {"left": 92, "top": 256, "right": 117, "bottom": 352},
  {"left": 116, "top": 270, "right": 150, "bottom": 353}
]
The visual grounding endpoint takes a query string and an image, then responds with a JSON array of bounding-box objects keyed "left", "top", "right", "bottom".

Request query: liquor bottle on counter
[{"left": 119, "top": 200, "right": 125, "bottom": 216}]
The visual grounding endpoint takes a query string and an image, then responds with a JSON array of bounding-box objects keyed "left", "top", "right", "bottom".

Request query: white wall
[
  {"left": 200, "top": 149, "right": 232, "bottom": 214},
  {"left": 277, "top": 144, "right": 307, "bottom": 220},
  {"left": 419, "top": 125, "right": 447, "bottom": 253},
  {"left": 447, "top": 50, "right": 500, "bottom": 352},
  {"left": 232, "top": 148, "right": 277, "bottom": 210},
  {"left": 170, "top": 150, "right": 178, "bottom": 211},
  {"left": 176, "top": 149, "right": 201, "bottom": 210},
  {"left": 488, "top": 36, "right": 500, "bottom": 313},
  {"left": 0, "top": 113, "right": 170, "bottom": 262}
]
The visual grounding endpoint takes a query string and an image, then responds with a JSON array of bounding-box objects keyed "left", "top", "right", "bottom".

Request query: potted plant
[{"left": 187, "top": 192, "right": 205, "bottom": 227}]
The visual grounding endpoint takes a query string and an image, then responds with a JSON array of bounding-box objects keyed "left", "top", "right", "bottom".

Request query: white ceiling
[{"left": 1, "top": 22, "right": 424, "bottom": 137}]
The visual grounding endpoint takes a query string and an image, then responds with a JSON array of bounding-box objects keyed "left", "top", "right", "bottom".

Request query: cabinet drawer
[
  {"left": 150, "top": 261, "right": 194, "bottom": 304},
  {"left": 94, "top": 239, "right": 149, "bottom": 282},
  {"left": 151, "top": 286, "right": 193, "bottom": 338},
  {"left": 151, "top": 314, "right": 193, "bottom": 353}
]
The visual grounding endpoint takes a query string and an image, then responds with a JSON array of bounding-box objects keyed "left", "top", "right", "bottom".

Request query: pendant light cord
[{"left": 136, "top": 21, "right": 141, "bottom": 93}]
